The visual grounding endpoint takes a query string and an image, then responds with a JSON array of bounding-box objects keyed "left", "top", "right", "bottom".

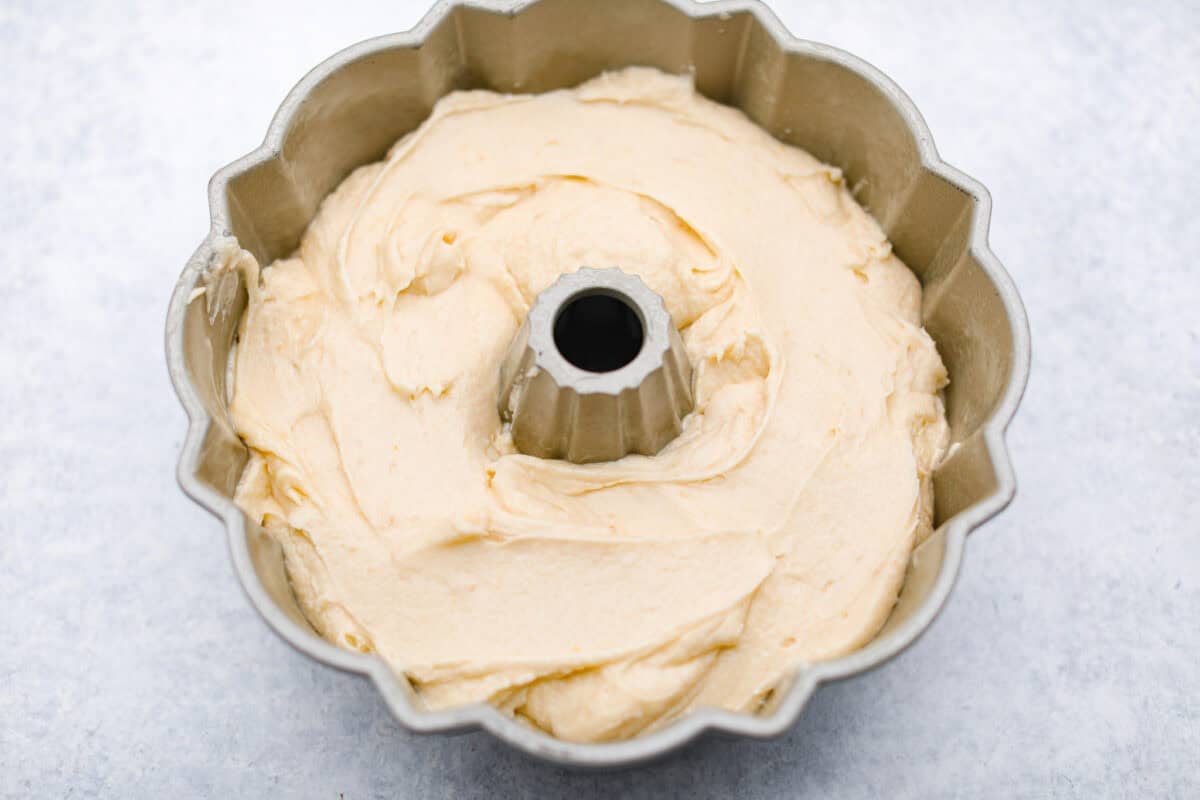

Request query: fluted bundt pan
[{"left": 165, "top": 0, "right": 1030, "bottom": 768}]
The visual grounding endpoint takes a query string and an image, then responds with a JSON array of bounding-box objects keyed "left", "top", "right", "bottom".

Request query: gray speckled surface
[{"left": 1, "top": 0, "right": 1197, "bottom": 796}]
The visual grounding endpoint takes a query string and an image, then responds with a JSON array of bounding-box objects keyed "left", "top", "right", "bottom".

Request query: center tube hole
[{"left": 553, "top": 291, "right": 645, "bottom": 373}]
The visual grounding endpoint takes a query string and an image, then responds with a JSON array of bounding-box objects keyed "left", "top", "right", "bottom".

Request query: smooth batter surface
[{"left": 228, "top": 68, "right": 950, "bottom": 743}]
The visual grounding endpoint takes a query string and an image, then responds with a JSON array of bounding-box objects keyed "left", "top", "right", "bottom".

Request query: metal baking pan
[{"left": 165, "top": 0, "right": 1030, "bottom": 768}]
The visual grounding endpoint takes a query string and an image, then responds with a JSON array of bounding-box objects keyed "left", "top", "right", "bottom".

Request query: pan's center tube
[
  {"left": 552, "top": 291, "right": 645, "bottom": 373},
  {"left": 496, "top": 267, "right": 694, "bottom": 463}
]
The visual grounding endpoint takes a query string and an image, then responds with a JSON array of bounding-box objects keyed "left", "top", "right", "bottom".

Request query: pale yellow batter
[{"left": 228, "top": 68, "right": 950, "bottom": 742}]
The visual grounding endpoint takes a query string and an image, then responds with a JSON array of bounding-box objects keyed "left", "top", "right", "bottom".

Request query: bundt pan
[{"left": 165, "top": 0, "right": 1030, "bottom": 768}]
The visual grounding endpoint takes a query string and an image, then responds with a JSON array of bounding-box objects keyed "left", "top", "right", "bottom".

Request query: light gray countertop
[{"left": 2, "top": 0, "right": 1197, "bottom": 796}]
